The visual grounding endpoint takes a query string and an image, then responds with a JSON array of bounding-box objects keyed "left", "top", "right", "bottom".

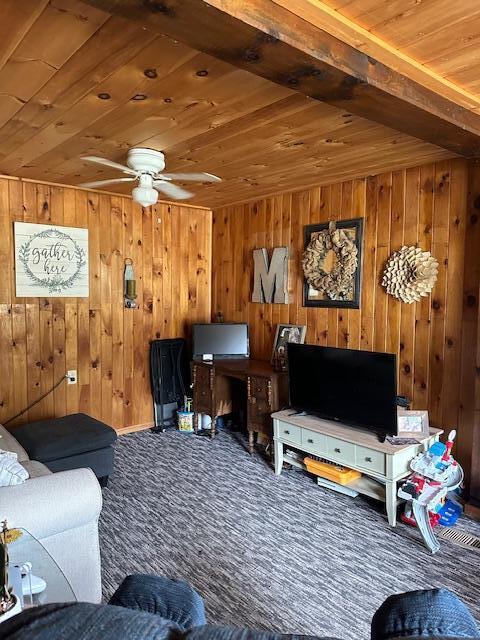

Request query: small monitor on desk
[{"left": 192, "top": 323, "right": 249, "bottom": 360}]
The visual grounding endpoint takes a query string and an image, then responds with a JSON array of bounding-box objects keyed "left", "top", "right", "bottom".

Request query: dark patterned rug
[{"left": 99, "top": 430, "right": 480, "bottom": 640}]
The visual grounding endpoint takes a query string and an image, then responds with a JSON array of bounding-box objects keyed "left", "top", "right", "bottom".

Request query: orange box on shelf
[{"left": 304, "top": 457, "right": 362, "bottom": 485}]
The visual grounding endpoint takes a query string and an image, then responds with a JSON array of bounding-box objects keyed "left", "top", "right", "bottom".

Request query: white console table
[{"left": 272, "top": 410, "right": 442, "bottom": 526}]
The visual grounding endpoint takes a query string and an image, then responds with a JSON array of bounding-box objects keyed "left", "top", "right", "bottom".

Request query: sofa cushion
[
  {"left": 0, "top": 424, "right": 29, "bottom": 462},
  {"left": 21, "top": 460, "right": 52, "bottom": 479},
  {"left": 11, "top": 413, "right": 117, "bottom": 463}
]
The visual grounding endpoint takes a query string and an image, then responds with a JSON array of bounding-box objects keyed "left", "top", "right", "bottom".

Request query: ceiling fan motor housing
[{"left": 127, "top": 147, "right": 165, "bottom": 174}]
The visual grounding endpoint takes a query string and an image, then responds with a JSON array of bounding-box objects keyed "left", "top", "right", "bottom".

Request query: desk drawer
[
  {"left": 248, "top": 398, "right": 272, "bottom": 437},
  {"left": 301, "top": 429, "right": 327, "bottom": 455},
  {"left": 193, "top": 365, "right": 212, "bottom": 413},
  {"left": 248, "top": 376, "right": 271, "bottom": 403},
  {"left": 326, "top": 437, "right": 356, "bottom": 466},
  {"left": 276, "top": 423, "right": 302, "bottom": 445},
  {"left": 356, "top": 446, "right": 385, "bottom": 475}
]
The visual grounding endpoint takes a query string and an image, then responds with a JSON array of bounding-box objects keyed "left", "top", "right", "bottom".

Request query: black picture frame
[{"left": 303, "top": 217, "right": 364, "bottom": 309}]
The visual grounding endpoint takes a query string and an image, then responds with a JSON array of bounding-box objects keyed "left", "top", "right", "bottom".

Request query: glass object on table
[{"left": 8, "top": 528, "right": 76, "bottom": 609}]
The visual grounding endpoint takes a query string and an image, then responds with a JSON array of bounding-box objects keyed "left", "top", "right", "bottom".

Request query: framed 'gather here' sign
[{"left": 15, "top": 222, "right": 89, "bottom": 297}]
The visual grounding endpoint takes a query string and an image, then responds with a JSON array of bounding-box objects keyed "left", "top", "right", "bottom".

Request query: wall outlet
[{"left": 67, "top": 370, "right": 77, "bottom": 385}]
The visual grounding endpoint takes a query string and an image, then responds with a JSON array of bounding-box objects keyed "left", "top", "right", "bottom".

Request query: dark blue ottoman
[{"left": 11, "top": 413, "right": 117, "bottom": 487}]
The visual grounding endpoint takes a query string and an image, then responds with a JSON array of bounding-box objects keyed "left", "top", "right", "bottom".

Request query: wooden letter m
[{"left": 252, "top": 247, "right": 288, "bottom": 304}]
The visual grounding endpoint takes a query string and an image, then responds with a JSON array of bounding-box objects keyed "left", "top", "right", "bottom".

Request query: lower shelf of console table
[{"left": 272, "top": 409, "right": 443, "bottom": 526}]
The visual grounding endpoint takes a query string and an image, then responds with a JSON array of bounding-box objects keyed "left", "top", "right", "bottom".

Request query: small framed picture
[
  {"left": 397, "top": 409, "right": 430, "bottom": 438},
  {"left": 271, "top": 324, "right": 306, "bottom": 370}
]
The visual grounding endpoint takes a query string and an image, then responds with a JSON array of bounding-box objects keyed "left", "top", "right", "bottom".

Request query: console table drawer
[
  {"left": 277, "top": 423, "right": 302, "bottom": 445},
  {"left": 301, "top": 430, "right": 327, "bottom": 454},
  {"left": 326, "top": 437, "right": 356, "bottom": 466},
  {"left": 356, "top": 446, "right": 385, "bottom": 475}
]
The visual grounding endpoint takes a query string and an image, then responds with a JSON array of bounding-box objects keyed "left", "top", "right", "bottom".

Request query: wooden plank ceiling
[
  {"left": 322, "top": 0, "right": 480, "bottom": 94},
  {"left": 79, "top": 0, "right": 480, "bottom": 158},
  {"left": 0, "top": 0, "right": 474, "bottom": 208}
]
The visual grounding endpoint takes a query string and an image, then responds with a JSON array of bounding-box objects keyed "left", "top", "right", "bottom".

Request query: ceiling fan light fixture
[
  {"left": 132, "top": 185, "right": 158, "bottom": 207},
  {"left": 80, "top": 147, "right": 221, "bottom": 202}
]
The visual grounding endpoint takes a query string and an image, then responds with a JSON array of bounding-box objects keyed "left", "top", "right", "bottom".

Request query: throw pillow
[{"left": 0, "top": 450, "right": 29, "bottom": 486}]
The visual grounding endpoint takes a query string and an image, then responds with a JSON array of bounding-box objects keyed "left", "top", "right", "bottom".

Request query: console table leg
[
  {"left": 385, "top": 481, "right": 397, "bottom": 527},
  {"left": 274, "top": 439, "right": 283, "bottom": 475},
  {"left": 194, "top": 413, "right": 199, "bottom": 435},
  {"left": 248, "top": 430, "right": 255, "bottom": 455},
  {"left": 210, "top": 417, "right": 216, "bottom": 439}
]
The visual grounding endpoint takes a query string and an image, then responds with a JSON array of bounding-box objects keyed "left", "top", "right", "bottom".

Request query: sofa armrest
[{"left": 0, "top": 467, "right": 103, "bottom": 540}]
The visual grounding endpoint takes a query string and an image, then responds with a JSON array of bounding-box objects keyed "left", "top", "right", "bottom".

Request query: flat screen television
[
  {"left": 192, "top": 323, "right": 249, "bottom": 359},
  {"left": 287, "top": 343, "right": 397, "bottom": 436}
]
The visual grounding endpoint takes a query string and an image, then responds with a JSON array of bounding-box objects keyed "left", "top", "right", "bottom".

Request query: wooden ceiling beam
[
  {"left": 271, "top": 0, "right": 480, "bottom": 114},
  {"left": 80, "top": 0, "right": 480, "bottom": 158}
]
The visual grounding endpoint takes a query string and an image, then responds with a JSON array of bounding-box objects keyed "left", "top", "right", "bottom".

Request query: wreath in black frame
[{"left": 302, "top": 221, "right": 358, "bottom": 301}]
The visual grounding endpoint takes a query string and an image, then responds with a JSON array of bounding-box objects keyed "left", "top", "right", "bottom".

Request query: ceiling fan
[{"left": 79, "top": 147, "right": 221, "bottom": 207}]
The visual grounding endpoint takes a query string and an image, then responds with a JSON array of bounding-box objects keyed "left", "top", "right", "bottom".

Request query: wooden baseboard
[
  {"left": 465, "top": 501, "right": 480, "bottom": 521},
  {"left": 115, "top": 422, "right": 153, "bottom": 436}
]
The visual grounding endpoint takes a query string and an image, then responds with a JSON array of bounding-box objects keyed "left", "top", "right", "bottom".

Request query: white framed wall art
[{"left": 15, "top": 222, "right": 89, "bottom": 297}]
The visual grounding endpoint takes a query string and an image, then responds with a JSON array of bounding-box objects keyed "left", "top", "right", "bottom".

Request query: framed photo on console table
[
  {"left": 397, "top": 409, "right": 430, "bottom": 439},
  {"left": 302, "top": 217, "right": 363, "bottom": 309}
]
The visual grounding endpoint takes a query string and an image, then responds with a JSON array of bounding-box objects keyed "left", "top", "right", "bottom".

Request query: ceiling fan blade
[
  {"left": 80, "top": 155, "right": 138, "bottom": 176},
  {"left": 78, "top": 177, "right": 137, "bottom": 188},
  {"left": 153, "top": 180, "right": 193, "bottom": 200},
  {"left": 159, "top": 172, "right": 221, "bottom": 183}
]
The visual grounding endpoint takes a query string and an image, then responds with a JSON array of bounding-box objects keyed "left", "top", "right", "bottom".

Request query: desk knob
[
  {"left": 307, "top": 438, "right": 313, "bottom": 444},
  {"left": 365, "top": 456, "right": 372, "bottom": 462},
  {"left": 284, "top": 429, "right": 290, "bottom": 435},
  {"left": 334, "top": 447, "right": 341, "bottom": 453}
]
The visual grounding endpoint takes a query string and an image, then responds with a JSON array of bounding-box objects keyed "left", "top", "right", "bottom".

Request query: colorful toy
[
  {"left": 304, "top": 456, "right": 361, "bottom": 485},
  {"left": 438, "top": 499, "right": 462, "bottom": 527},
  {"left": 398, "top": 430, "right": 463, "bottom": 553}
]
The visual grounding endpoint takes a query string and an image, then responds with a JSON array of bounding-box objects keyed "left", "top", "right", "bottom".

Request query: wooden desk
[{"left": 192, "top": 359, "right": 288, "bottom": 453}]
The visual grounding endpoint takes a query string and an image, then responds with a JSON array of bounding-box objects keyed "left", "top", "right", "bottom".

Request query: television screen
[
  {"left": 192, "top": 323, "right": 249, "bottom": 359},
  {"left": 287, "top": 343, "right": 397, "bottom": 436}
]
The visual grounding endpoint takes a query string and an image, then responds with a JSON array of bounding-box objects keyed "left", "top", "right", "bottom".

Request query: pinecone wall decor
[{"left": 382, "top": 246, "right": 438, "bottom": 304}]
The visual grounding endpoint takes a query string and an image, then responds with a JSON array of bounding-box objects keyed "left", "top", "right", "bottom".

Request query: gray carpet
[{"left": 99, "top": 430, "right": 480, "bottom": 640}]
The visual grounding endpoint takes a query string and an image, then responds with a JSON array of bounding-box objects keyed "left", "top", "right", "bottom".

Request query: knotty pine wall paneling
[
  {"left": 461, "top": 160, "right": 480, "bottom": 506},
  {"left": 212, "top": 158, "right": 480, "bottom": 479},
  {"left": 0, "top": 177, "right": 212, "bottom": 431}
]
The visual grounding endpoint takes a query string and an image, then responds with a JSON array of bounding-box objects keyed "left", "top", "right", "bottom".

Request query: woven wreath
[
  {"left": 302, "top": 221, "right": 358, "bottom": 300},
  {"left": 382, "top": 245, "right": 438, "bottom": 303}
]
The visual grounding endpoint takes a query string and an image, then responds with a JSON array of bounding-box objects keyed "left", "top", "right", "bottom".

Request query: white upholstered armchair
[{"left": 0, "top": 424, "right": 103, "bottom": 603}]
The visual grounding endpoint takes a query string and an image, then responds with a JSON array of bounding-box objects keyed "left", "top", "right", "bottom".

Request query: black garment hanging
[{"left": 150, "top": 338, "right": 189, "bottom": 431}]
